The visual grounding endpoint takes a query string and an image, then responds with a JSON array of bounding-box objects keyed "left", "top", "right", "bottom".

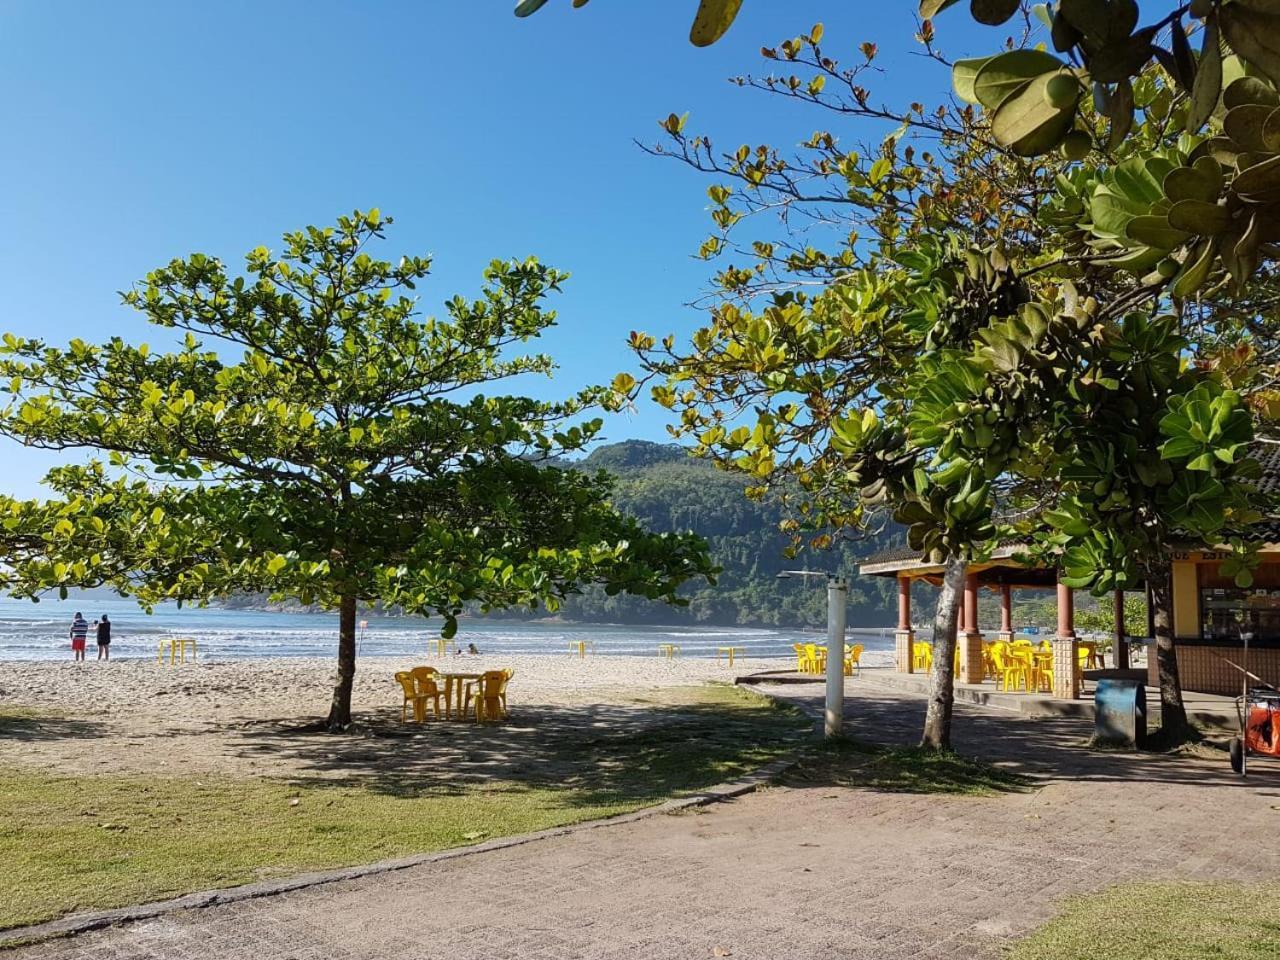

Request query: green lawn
[
  {"left": 1011, "top": 882, "right": 1280, "bottom": 960},
  {"left": 0, "top": 685, "right": 809, "bottom": 930}
]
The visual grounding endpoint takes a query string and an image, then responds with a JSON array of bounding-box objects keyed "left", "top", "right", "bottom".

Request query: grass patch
[
  {"left": 0, "top": 685, "right": 809, "bottom": 931},
  {"left": 1011, "top": 881, "right": 1280, "bottom": 960},
  {"left": 781, "top": 738, "right": 1032, "bottom": 796}
]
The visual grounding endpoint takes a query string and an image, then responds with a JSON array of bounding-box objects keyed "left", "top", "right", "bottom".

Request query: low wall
[{"left": 1149, "top": 643, "right": 1280, "bottom": 695}]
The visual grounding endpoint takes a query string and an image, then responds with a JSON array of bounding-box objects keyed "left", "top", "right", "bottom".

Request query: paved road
[{"left": 14, "top": 681, "right": 1280, "bottom": 960}]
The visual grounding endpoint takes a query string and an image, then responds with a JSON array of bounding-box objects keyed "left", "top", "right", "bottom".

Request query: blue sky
[{"left": 0, "top": 1, "right": 994, "bottom": 497}]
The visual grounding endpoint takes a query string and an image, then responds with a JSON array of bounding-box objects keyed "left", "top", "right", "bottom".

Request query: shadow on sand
[
  {"left": 220, "top": 695, "right": 813, "bottom": 807},
  {"left": 0, "top": 709, "right": 106, "bottom": 744}
]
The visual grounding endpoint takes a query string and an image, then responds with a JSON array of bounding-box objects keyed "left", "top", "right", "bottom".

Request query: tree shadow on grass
[{"left": 223, "top": 692, "right": 813, "bottom": 807}]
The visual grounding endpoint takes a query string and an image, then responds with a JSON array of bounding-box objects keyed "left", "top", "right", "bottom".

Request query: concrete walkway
[
  {"left": 12, "top": 679, "right": 1280, "bottom": 960},
  {"left": 751, "top": 666, "right": 1243, "bottom": 730}
]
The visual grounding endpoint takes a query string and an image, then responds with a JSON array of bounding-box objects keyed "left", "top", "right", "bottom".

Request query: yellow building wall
[{"left": 1171, "top": 560, "right": 1199, "bottom": 639}]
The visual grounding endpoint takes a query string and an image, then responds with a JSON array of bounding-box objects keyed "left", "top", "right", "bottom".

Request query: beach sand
[{"left": 1, "top": 652, "right": 893, "bottom": 781}]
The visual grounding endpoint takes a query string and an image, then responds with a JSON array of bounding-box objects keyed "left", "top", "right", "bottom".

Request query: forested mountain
[
  {"left": 225, "top": 440, "right": 905, "bottom": 628},
  {"left": 528, "top": 440, "right": 902, "bottom": 629}
]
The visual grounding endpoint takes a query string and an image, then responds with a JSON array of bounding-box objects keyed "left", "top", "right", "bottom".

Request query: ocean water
[{"left": 0, "top": 596, "right": 896, "bottom": 662}]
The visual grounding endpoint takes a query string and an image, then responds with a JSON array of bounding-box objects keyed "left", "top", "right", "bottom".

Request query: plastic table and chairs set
[
  {"left": 793, "top": 642, "right": 865, "bottom": 677},
  {"left": 909, "top": 636, "right": 1105, "bottom": 693},
  {"left": 395, "top": 665, "right": 514, "bottom": 724}
]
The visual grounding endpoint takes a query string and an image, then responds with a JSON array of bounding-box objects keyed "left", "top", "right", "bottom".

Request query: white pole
[{"left": 825, "top": 577, "right": 848, "bottom": 738}]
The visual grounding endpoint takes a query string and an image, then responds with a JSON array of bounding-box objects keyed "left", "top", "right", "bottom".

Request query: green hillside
[{"left": 533, "top": 440, "right": 902, "bottom": 629}]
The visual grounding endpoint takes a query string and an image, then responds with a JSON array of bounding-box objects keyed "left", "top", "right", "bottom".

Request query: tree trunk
[
  {"left": 1114, "top": 589, "right": 1129, "bottom": 669},
  {"left": 921, "top": 556, "right": 966, "bottom": 751},
  {"left": 326, "top": 594, "right": 358, "bottom": 731},
  {"left": 1148, "top": 561, "right": 1189, "bottom": 741}
]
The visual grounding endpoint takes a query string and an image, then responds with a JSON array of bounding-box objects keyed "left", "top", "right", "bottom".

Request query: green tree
[
  {"left": 629, "top": 22, "right": 1271, "bottom": 747},
  {"left": 0, "top": 211, "right": 714, "bottom": 730},
  {"left": 927, "top": 1, "right": 1280, "bottom": 739},
  {"left": 626, "top": 26, "right": 1097, "bottom": 748}
]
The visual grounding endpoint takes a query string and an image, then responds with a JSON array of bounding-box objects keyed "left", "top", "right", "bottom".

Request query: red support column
[
  {"left": 1052, "top": 577, "right": 1080, "bottom": 699},
  {"left": 960, "top": 574, "right": 984, "bottom": 683},
  {"left": 999, "top": 583, "right": 1013, "bottom": 640},
  {"left": 963, "top": 576, "right": 978, "bottom": 635},
  {"left": 894, "top": 577, "right": 915, "bottom": 674},
  {"left": 1057, "top": 581, "right": 1076, "bottom": 640}
]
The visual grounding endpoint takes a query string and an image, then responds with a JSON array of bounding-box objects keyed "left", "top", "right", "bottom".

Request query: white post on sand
[{"left": 825, "top": 577, "right": 848, "bottom": 739}]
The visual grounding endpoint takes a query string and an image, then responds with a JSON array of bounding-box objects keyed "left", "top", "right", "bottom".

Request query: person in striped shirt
[{"left": 69, "top": 612, "right": 89, "bottom": 661}]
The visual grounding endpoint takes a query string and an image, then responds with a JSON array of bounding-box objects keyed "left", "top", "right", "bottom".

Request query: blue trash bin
[{"left": 1094, "top": 678, "right": 1146, "bottom": 748}]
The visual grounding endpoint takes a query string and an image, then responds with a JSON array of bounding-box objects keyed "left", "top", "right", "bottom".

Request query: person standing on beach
[
  {"left": 69, "top": 612, "right": 89, "bottom": 662},
  {"left": 96, "top": 614, "right": 111, "bottom": 661}
]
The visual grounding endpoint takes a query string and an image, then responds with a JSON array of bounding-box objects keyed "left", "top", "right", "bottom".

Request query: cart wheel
[{"left": 1230, "top": 737, "right": 1245, "bottom": 775}]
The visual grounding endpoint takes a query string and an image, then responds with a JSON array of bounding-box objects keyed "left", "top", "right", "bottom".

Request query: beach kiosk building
[{"left": 858, "top": 447, "right": 1280, "bottom": 699}]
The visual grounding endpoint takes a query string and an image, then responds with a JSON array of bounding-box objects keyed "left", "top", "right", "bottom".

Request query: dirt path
[{"left": 11, "top": 679, "right": 1280, "bottom": 960}]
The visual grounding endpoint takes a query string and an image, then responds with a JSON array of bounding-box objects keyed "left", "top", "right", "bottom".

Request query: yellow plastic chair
[
  {"left": 157, "top": 637, "right": 197, "bottom": 663},
  {"left": 394, "top": 671, "right": 429, "bottom": 723},
  {"left": 990, "top": 643, "right": 1030, "bottom": 692},
  {"left": 468, "top": 669, "right": 511, "bottom": 723},
  {"left": 1032, "top": 651, "right": 1054, "bottom": 693},
  {"left": 981, "top": 641, "right": 997, "bottom": 680},
  {"left": 499, "top": 668, "right": 513, "bottom": 716},
  {"left": 1075, "top": 645, "right": 1097, "bottom": 681},
  {"left": 793, "top": 643, "right": 808, "bottom": 673},
  {"left": 912, "top": 641, "right": 933, "bottom": 672},
  {"left": 804, "top": 643, "right": 824, "bottom": 675},
  {"left": 1008, "top": 647, "right": 1037, "bottom": 692},
  {"left": 844, "top": 643, "right": 864, "bottom": 676},
  {"left": 409, "top": 666, "right": 445, "bottom": 719}
]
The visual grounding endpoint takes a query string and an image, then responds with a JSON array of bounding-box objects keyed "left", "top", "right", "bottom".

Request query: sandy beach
[{"left": 1, "top": 652, "right": 891, "bottom": 780}]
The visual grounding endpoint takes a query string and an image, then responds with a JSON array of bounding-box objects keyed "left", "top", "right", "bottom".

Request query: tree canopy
[
  {"left": 620, "top": 11, "right": 1276, "bottom": 745},
  {"left": 0, "top": 211, "right": 714, "bottom": 728}
]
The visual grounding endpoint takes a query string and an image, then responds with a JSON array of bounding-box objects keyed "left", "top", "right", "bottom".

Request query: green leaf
[
  {"left": 1163, "top": 165, "right": 1220, "bottom": 204},
  {"left": 1223, "top": 77, "right": 1280, "bottom": 110},
  {"left": 513, "top": 0, "right": 549, "bottom": 17},
  {"left": 952, "top": 56, "right": 995, "bottom": 104},
  {"left": 1087, "top": 33, "right": 1155, "bottom": 85},
  {"left": 1058, "top": 0, "right": 1114, "bottom": 39},
  {"left": 972, "top": 50, "right": 1064, "bottom": 110},
  {"left": 1234, "top": 154, "right": 1280, "bottom": 201},
  {"left": 1189, "top": 15, "right": 1224, "bottom": 132},
  {"left": 1124, "top": 215, "right": 1188, "bottom": 249},
  {"left": 1223, "top": 104, "right": 1275, "bottom": 151},
  {"left": 1166, "top": 199, "right": 1233, "bottom": 234},
  {"left": 990, "top": 73, "right": 1075, "bottom": 155},
  {"left": 970, "top": 0, "right": 1019, "bottom": 25},
  {"left": 919, "top": 0, "right": 963, "bottom": 16},
  {"left": 1220, "top": 5, "right": 1280, "bottom": 89},
  {"left": 1171, "top": 238, "right": 1216, "bottom": 296},
  {"left": 689, "top": 0, "right": 745, "bottom": 47}
]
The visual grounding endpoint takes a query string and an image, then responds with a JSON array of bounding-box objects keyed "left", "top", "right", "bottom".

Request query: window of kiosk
[{"left": 1200, "top": 563, "right": 1280, "bottom": 642}]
